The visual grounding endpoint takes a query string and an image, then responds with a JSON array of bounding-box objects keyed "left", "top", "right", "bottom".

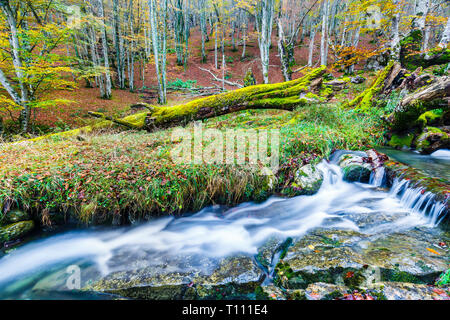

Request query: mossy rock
[
  {"left": 388, "top": 133, "right": 415, "bottom": 149},
  {"left": 292, "top": 164, "right": 324, "bottom": 195},
  {"left": 87, "top": 255, "right": 265, "bottom": 300},
  {"left": 416, "top": 109, "right": 444, "bottom": 128},
  {"left": 415, "top": 126, "right": 450, "bottom": 154},
  {"left": 390, "top": 102, "right": 426, "bottom": 132},
  {"left": 0, "top": 220, "right": 34, "bottom": 243},
  {"left": 2, "top": 209, "right": 31, "bottom": 225},
  {"left": 338, "top": 154, "right": 372, "bottom": 183}
]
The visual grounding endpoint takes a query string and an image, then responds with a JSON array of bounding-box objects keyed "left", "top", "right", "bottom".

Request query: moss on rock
[
  {"left": 388, "top": 133, "right": 415, "bottom": 149},
  {"left": 0, "top": 220, "right": 34, "bottom": 243}
]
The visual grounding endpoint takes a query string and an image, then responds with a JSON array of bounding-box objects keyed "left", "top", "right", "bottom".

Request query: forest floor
[
  {"left": 1, "top": 26, "right": 378, "bottom": 133},
  {"left": 0, "top": 102, "right": 385, "bottom": 225}
]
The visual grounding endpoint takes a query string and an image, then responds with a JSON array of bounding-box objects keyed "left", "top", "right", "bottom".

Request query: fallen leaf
[{"left": 426, "top": 248, "right": 441, "bottom": 255}]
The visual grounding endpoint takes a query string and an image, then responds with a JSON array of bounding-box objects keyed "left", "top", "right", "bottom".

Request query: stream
[{"left": 0, "top": 151, "right": 448, "bottom": 300}]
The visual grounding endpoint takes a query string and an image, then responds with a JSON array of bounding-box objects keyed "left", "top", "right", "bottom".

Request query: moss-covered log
[
  {"left": 343, "top": 61, "right": 395, "bottom": 111},
  {"left": 86, "top": 66, "right": 327, "bottom": 131},
  {"left": 140, "top": 66, "right": 326, "bottom": 130},
  {"left": 389, "top": 76, "right": 450, "bottom": 131},
  {"left": 12, "top": 67, "right": 327, "bottom": 144}
]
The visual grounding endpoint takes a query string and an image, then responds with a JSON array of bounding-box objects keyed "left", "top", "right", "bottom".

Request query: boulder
[
  {"left": 2, "top": 209, "right": 30, "bottom": 224},
  {"left": 351, "top": 76, "right": 366, "bottom": 84},
  {"left": 338, "top": 154, "right": 372, "bottom": 183},
  {"left": 416, "top": 127, "right": 450, "bottom": 154},
  {"left": 87, "top": 254, "right": 265, "bottom": 300},
  {"left": 0, "top": 221, "right": 34, "bottom": 243},
  {"left": 292, "top": 164, "right": 324, "bottom": 195},
  {"left": 273, "top": 227, "right": 449, "bottom": 290}
]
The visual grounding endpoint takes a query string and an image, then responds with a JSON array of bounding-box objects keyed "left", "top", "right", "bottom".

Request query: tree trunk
[
  {"left": 438, "top": 17, "right": 450, "bottom": 49},
  {"left": 89, "top": 66, "right": 326, "bottom": 131},
  {"left": 149, "top": 0, "right": 167, "bottom": 104},
  {"left": 320, "top": 0, "right": 329, "bottom": 66},
  {"left": 0, "top": 0, "right": 31, "bottom": 131},
  {"left": 391, "top": 0, "right": 401, "bottom": 61},
  {"left": 256, "top": 0, "right": 275, "bottom": 84},
  {"left": 308, "top": 25, "right": 316, "bottom": 67},
  {"left": 277, "top": 18, "right": 292, "bottom": 81}
]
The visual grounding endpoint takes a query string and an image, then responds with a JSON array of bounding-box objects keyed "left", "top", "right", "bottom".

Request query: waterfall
[
  {"left": 389, "top": 178, "right": 447, "bottom": 226},
  {"left": 369, "top": 166, "right": 386, "bottom": 187}
]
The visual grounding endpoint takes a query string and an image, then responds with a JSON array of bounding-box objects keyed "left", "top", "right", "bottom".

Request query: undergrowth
[{"left": 0, "top": 103, "right": 385, "bottom": 225}]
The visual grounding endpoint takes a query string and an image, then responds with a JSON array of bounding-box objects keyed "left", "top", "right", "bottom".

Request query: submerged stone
[
  {"left": 87, "top": 255, "right": 265, "bottom": 300},
  {"left": 274, "top": 227, "right": 449, "bottom": 290}
]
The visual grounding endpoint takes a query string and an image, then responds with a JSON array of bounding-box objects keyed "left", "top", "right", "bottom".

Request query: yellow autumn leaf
[{"left": 426, "top": 248, "right": 441, "bottom": 255}]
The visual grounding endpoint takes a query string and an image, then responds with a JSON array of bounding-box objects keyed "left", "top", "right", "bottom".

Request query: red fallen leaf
[
  {"left": 438, "top": 242, "right": 446, "bottom": 247},
  {"left": 345, "top": 271, "right": 354, "bottom": 278},
  {"left": 432, "top": 288, "right": 446, "bottom": 295}
]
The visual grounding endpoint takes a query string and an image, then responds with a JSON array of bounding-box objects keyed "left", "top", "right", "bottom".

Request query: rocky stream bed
[{"left": 0, "top": 149, "right": 448, "bottom": 300}]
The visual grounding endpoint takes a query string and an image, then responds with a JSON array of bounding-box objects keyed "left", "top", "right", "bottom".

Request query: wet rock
[
  {"left": 416, "top": 127, "right": 450, "bottom": 154},
  {"left": 88, "top": 255, "right": 265, "bottom": 300},
  {"left": 305, "top": 282, "right": 349, "bottom": 300},
  {"left": 0, "top": 221, "right": 34, "bottom": 243},
  {"left": 29, "top": 262, "right": 105, "bottom": 299},
  {"left": 371, "top": 282, "right": 450, "bottom": 300},
  {"left": 293, "top": 164, "right": 324, "bottom": 195},
  {"left": 351, "top": 76, "right": 366, "bottom": 84},
  {"left": 255, "top": 237, "right": 286, "bottom": 273},
  {"left": 274, "top": 227, "right": 450, "bottom": 290},
  {"left": 274, "top": 229, "right": 371, "bottom": 289},
  {"left": 337, "top": 210, "right": 410, "bottom": 229},
  {"left": 2, "top": 209, "right": 30, "bottom": 224},
  {"left": 259, "top": 285, "right": 288, "bottom": 300},
  {"left": 362, "top": 228, "right": 449, "bottom": 283},
  {"left": 338, "top": 154, "right": 372, "bottom": 183}
]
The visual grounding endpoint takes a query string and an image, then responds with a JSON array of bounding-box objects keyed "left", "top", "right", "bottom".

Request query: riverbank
[
  {"left": 0, "top": 103, "right": 384, "bottom": 231},
  {"left": 0, "top": 155, "right": 448, "bottom": 300}
]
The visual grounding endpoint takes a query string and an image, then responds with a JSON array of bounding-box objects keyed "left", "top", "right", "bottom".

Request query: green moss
[
  {"left": 436, "top": 269, "right": 450, "bottom": 287},
  {"left": 390, "top": 101, "right": 426, "bottom": 132},
  {"left": 343, "top": 270, "right": 366, "bottom": 289},
  {"left": 0, "top": 220, "right": 34, "bottom": 242},
  {"left": 345, "top": 61, "right": 394, "bottom": 111},
  {"left": 323, "top": 290, "right": 344, "bottom": 300},
  {"left": 385, "top": 268, "right": 422, "bottom": 284},
  {"left": 388, "top": 133, "right": 414, "bottom": 148},
  {"left": 416, "top": 109, "right": 443, "bottom": 128},
  {"left": 254, "top": 286, "right": 270, "bottom": 300},
  {"left": 290, "top": 290, "right": 307, "bottom": 300}
]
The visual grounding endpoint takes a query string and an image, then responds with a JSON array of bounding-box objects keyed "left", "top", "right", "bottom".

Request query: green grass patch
[{"left": 0, "top": 104, "right": 385, "bottom": 225}]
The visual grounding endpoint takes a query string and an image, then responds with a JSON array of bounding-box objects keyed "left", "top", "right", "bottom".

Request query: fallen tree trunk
[
  {"left": 388, "top": 76, "right": 450, "bottom": 131},
  {"left": 90, "top": 66, "right": 327, "bottom": 131},
  {"left": 399, "top": 76, "right": 450, "bottom": 109}
]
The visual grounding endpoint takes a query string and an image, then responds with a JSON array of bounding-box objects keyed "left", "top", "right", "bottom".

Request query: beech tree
[{"left": 0, "top": 0, "right": 76, "bottom": 132}]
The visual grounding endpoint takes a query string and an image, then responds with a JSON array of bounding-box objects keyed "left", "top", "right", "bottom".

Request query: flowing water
[
  {"left": 377, "top": 147, "right": 450, "bottom": 181},
  {"left": 0, "top": 151, "right": 447, "bottom": 299}
]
